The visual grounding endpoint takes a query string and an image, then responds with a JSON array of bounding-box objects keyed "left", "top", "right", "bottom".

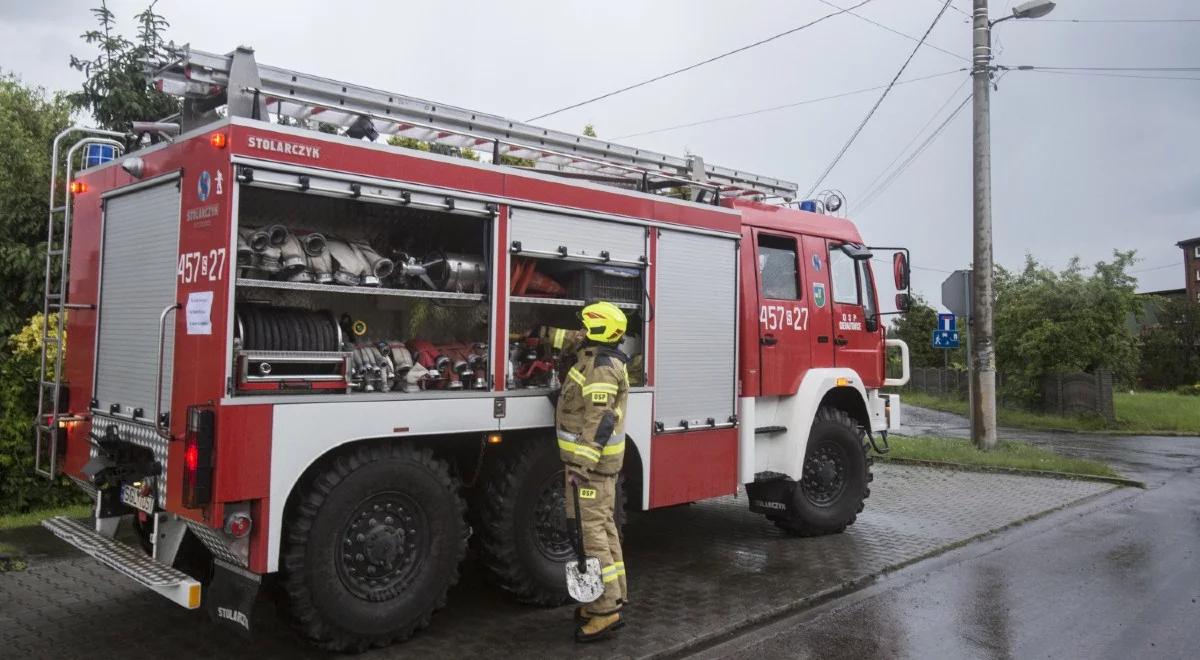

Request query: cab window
[
  {"left": 859, "top": 261, "right": 878, "bottom": 319},
  {"left": 829, "top": 248, "right": 860, "bottom": 305},
  {"left": 757, "top": 234, "right": 800, "bottom": 299}
]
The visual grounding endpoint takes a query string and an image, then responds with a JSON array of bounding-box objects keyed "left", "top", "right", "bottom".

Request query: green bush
[
  {"left": 994, "top": 252, "right": 1141, "bottom": 405},
  {"left": 1174, "top": 383, "right": 1200, "bottom": 397},
  {"left": 0, "top": 314, "right": 87, "bottom": 515},
  {"left": 1138, "top": 296, "right": 1200, "bottom": 390}
]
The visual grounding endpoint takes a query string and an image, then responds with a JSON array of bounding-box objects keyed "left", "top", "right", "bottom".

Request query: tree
[
  {"left": 0, "top": 75, "right": 74, "bottom": 338},
  {"left": 1138, "top": 296, "right": 1200, "bottom": 390},
  {"left": 993, "top": 251, "right": 1141, "bottom": 403},
  {"left": 69, "top": 1, "right": 178, "bottom": 133}
]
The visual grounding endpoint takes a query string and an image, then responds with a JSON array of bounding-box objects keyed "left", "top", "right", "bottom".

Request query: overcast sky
[{"left": 3, "top": 0, "right": 1197, "bottom": 305}]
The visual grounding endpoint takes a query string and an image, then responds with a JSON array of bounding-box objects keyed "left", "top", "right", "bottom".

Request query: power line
[
  {"left": 1036, "top": 18, "right": 1200, "bottom": 23},
  {"left": 1008, "top": 65, "right": 1200, "bottom": 72},
  {"left": 817, "top": 0, "right": 967, "bottom": 61},
  {"left": 805, "top": 1, "right": 954, "bottom": 198},
  {"left": 1131, "top": 262, "right": 1180, "bottom": 274},
  {"left": 857, "top": 91, "right": 972, "bottom": 213},
  {"left": 856, "top": 73, "right": 971, "bottom": 204},
  {"left": 1024, "top": 69, "right": 1200, "bottom": 82},
  {"left": 612, "top": 68, "right": 964, "bottom": 140},
  {"left": 873, "top": 256, "right": 956, "bottom": 274},
  {"left": 941, "top": 1, "right": 970, "bottom": 19},
  {"left": 524, "top": 0, "right": 877, "bottom": 122}
]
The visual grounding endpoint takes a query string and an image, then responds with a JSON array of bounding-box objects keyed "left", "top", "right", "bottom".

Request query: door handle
[
  {"left": 760, "top": 335, "right": 778, "bottom": 346},
  {"left": 833, "top": 336, "right": 849, "bottom": 346},
  {"left": 154, "top": 303, "right": 181, "bottom": 440}
]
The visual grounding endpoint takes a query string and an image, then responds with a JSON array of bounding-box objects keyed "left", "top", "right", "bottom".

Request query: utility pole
[
  {"left": 969, "top": 0, "right": 1055, "bottom": 451},
  {"left": 970, "top": 0, "right": 998, "bottom": 450}
]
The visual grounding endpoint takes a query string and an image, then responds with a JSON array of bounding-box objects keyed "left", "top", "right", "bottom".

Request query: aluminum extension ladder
[
  {"left": 33, "top": 128, "right": 126, "bottom": 479},
  {"left": 148, "top": 45, "right": 799, "bottom": 201}
]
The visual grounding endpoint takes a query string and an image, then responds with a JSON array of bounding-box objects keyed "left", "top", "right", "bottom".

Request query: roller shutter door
[
  {"left": 94, "top": 179, "right": 182, "bottom": 419},
  {"left": 654, "top": 229, "right": 737, "bottom": 430},
  {"left": 509, "top": 207, "right": 645, "bottom": 265}
]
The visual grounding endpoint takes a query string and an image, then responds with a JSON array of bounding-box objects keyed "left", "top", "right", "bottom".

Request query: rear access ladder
[
  {"left": 34, "top": 128, "right": 125, "bottom": 478},
  {"left": 147, "top": 45, "right": 799, "bottom": 201}
]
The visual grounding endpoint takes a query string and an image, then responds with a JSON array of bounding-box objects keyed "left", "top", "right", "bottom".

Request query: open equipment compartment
[
  {"left": 505, "top": 207, "right": 648, "bottom": 390},
  {"left": 231, "top": 170, "right": 494, "bottom": 396}
]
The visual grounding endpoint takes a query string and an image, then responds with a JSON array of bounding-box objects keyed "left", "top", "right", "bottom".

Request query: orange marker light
[
  {"left": 487, "top": 433, "right": 503, "bottom": 445},
  {"left": 210, "top": 133, "right": 228, "bottom": 149},
  {"left": 69, "top": 181, "right": 88, "bottom": 195}
]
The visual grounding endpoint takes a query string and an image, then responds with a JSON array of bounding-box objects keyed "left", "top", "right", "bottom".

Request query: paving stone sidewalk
[{"left": 0, "top": 464, "right": 1113, "bottom": 659}]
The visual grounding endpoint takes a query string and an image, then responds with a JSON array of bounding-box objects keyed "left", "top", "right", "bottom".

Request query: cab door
[
  {"left": 754, "top": 230, "right": 810, "bottom": 396},
  {"left": 827, "top": 241, "right": 886, "bottom": 387}
]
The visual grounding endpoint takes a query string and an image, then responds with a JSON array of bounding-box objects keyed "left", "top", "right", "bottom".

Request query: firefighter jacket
[{"left": 554, "top": 342, "right": 629, "bottom": 476}]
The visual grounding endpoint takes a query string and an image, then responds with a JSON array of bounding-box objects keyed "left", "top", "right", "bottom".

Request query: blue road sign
[
  {"left": 938, "top": 313, "right": 956, "bottom": 332},
  {"left": 932, "top": 330, "right": 960, "bottom": 349}
]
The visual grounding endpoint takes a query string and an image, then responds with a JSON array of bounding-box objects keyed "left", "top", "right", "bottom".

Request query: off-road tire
[
  {"left": 771, "top": 407, "right": 872, "bottom": 537},
  {"left": 476, "top": 438, "right": 625, "bottom": 606},
  {"left": 280, "top": 443, "right": 466, "bottom": 652}
]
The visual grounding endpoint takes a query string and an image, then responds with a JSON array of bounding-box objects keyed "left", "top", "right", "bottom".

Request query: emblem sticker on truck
[{"left": 813, "top": 283, "right": 826, "bottom": 308}]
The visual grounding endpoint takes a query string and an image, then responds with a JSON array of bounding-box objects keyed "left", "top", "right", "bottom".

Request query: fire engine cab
[{"left": 34, "top": 45, "right": 910, "bottom": 650}]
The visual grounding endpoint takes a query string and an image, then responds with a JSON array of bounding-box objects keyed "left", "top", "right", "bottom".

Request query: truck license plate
[{"left": 120, "top": 483, "right": 155, "bottom": 514}]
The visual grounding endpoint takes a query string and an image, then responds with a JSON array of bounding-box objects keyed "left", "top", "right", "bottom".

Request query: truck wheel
[
  {"left": 772, "top": 407, "right": 872, "bottom": 537},
  {"left": 476, "top": 438, "right": 625, "bottom": 606},
  {"left": 280, "top": 443, "right": 466, "bottom": 652}
]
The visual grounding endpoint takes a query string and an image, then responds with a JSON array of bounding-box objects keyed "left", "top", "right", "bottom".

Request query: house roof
[
  {"left": 1177, "top": 236, "right": 1200, "bottom": 247},
  {"left": 1137, "top": 288, "right": 1186, "bottom": 296}
]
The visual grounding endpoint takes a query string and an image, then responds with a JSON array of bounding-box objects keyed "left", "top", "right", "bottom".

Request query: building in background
[{"left": 1179, "top": 236, "right": 1200, "bottom": 304}]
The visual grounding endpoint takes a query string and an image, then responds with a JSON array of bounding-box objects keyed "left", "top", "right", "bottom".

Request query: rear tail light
[{"left": 182, "top": 406, "right": 215, "bottom": 508}]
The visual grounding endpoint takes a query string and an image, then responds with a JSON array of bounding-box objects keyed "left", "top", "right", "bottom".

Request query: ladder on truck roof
[
  {"left": 34, "top": 128, "right": 126, "bottom": 478},
  {"left": 148, "top": 45, "right": 799, "bottom": 201}
]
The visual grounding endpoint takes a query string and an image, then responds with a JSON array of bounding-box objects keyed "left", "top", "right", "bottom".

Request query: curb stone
[{"left": 879, "top": 456, "right": 1145, "bottom": 488}]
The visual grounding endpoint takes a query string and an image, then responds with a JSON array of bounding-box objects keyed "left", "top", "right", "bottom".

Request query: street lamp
[
  {"left": 968, "top": 0, "right": 1055, "bottom": 450},
  {"left": 1006, "top": 0, "right": 1057, "bottom": 21}
]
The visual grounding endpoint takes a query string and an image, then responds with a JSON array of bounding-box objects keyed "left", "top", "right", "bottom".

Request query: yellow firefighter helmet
[{"left": 580, "top": 301, "right": 627, "bottom": 344}]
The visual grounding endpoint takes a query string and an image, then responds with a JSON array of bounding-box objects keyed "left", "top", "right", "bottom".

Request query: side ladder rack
[
  {"left": 34, "top": 127, "right": 125, "bottom": 479},
  {"left": 149, "top": 45, "right": 799, "bottom": 201}
]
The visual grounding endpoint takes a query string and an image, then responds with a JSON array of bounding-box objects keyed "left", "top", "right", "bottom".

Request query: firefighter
[{"left": 543, "top": 301, "right": 630, "bottom": 642}]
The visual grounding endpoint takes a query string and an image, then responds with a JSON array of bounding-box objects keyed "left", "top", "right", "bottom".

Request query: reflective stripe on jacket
[{"left": 555, "top": 343, "right": 629, "bottom": 475}]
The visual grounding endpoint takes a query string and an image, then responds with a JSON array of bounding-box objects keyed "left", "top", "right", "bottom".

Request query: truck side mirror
[
  {"left": 893, "top": 252, "right": 910, "bottom": 291},
  {"left": 895, "top": 293, "right": 911, "bottom": 312}
]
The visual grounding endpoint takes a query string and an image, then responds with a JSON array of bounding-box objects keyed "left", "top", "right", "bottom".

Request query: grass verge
[
  {"left": 1112, "top": 391, "right": 1200, "bottom": 434},
  {"left": 898, "top": 391, "right": 1200, "bottom": 435},
  {"left": 884, "top": 435, "right": 1120, "bottom": 480},
  {"left": 0, "top": 503, "right": 91, "bottom": 531}
]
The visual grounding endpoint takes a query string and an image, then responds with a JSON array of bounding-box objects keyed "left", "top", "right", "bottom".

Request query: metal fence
[
  {"left": 900, "top": 367, "right": 1114, "bottom": 421},
  {"left": 1041, "top": 370, "right": 1115, "bottom": 422}
]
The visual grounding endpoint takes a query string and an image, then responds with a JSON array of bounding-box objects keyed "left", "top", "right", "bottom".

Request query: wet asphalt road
[{"left": 700, "top": 407, "right": 1200, "bottom": 659}]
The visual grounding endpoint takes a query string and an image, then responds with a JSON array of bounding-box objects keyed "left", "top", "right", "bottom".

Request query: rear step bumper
[{"left": 41, "top": 516, "right": 202, "bottom": 609}]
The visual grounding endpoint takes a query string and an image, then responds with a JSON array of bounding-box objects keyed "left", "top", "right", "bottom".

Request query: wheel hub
[
  {"left": 800, "top": 442, "right": 848, "bottom": 506},
  {"left": 531, "top": 472, "right": 574, "bottom": 563},
  {"left": 338, "top": 494, "right": 427, "bottom": 601}
]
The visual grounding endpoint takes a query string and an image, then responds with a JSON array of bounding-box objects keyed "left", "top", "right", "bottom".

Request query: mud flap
[
  {"left": 746, "top": 478, "right": 799, "bottom": 517},
  {"left": 205, "top": 560, "right": 260, "bottom": 638}
]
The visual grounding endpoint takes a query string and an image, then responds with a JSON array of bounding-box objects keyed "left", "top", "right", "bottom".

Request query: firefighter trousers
[{"left": 566, "top": 471, "right": 626, "bottom": 615}]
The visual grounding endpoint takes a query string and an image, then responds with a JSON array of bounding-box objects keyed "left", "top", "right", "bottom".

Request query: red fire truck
[{"left": 35, "top": 45, "right": 910, "bottom": 650}]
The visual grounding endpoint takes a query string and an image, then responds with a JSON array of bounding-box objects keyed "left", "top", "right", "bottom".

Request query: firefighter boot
[{"left": 575, "top": 612, "right": 623, "bottom": 643}]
